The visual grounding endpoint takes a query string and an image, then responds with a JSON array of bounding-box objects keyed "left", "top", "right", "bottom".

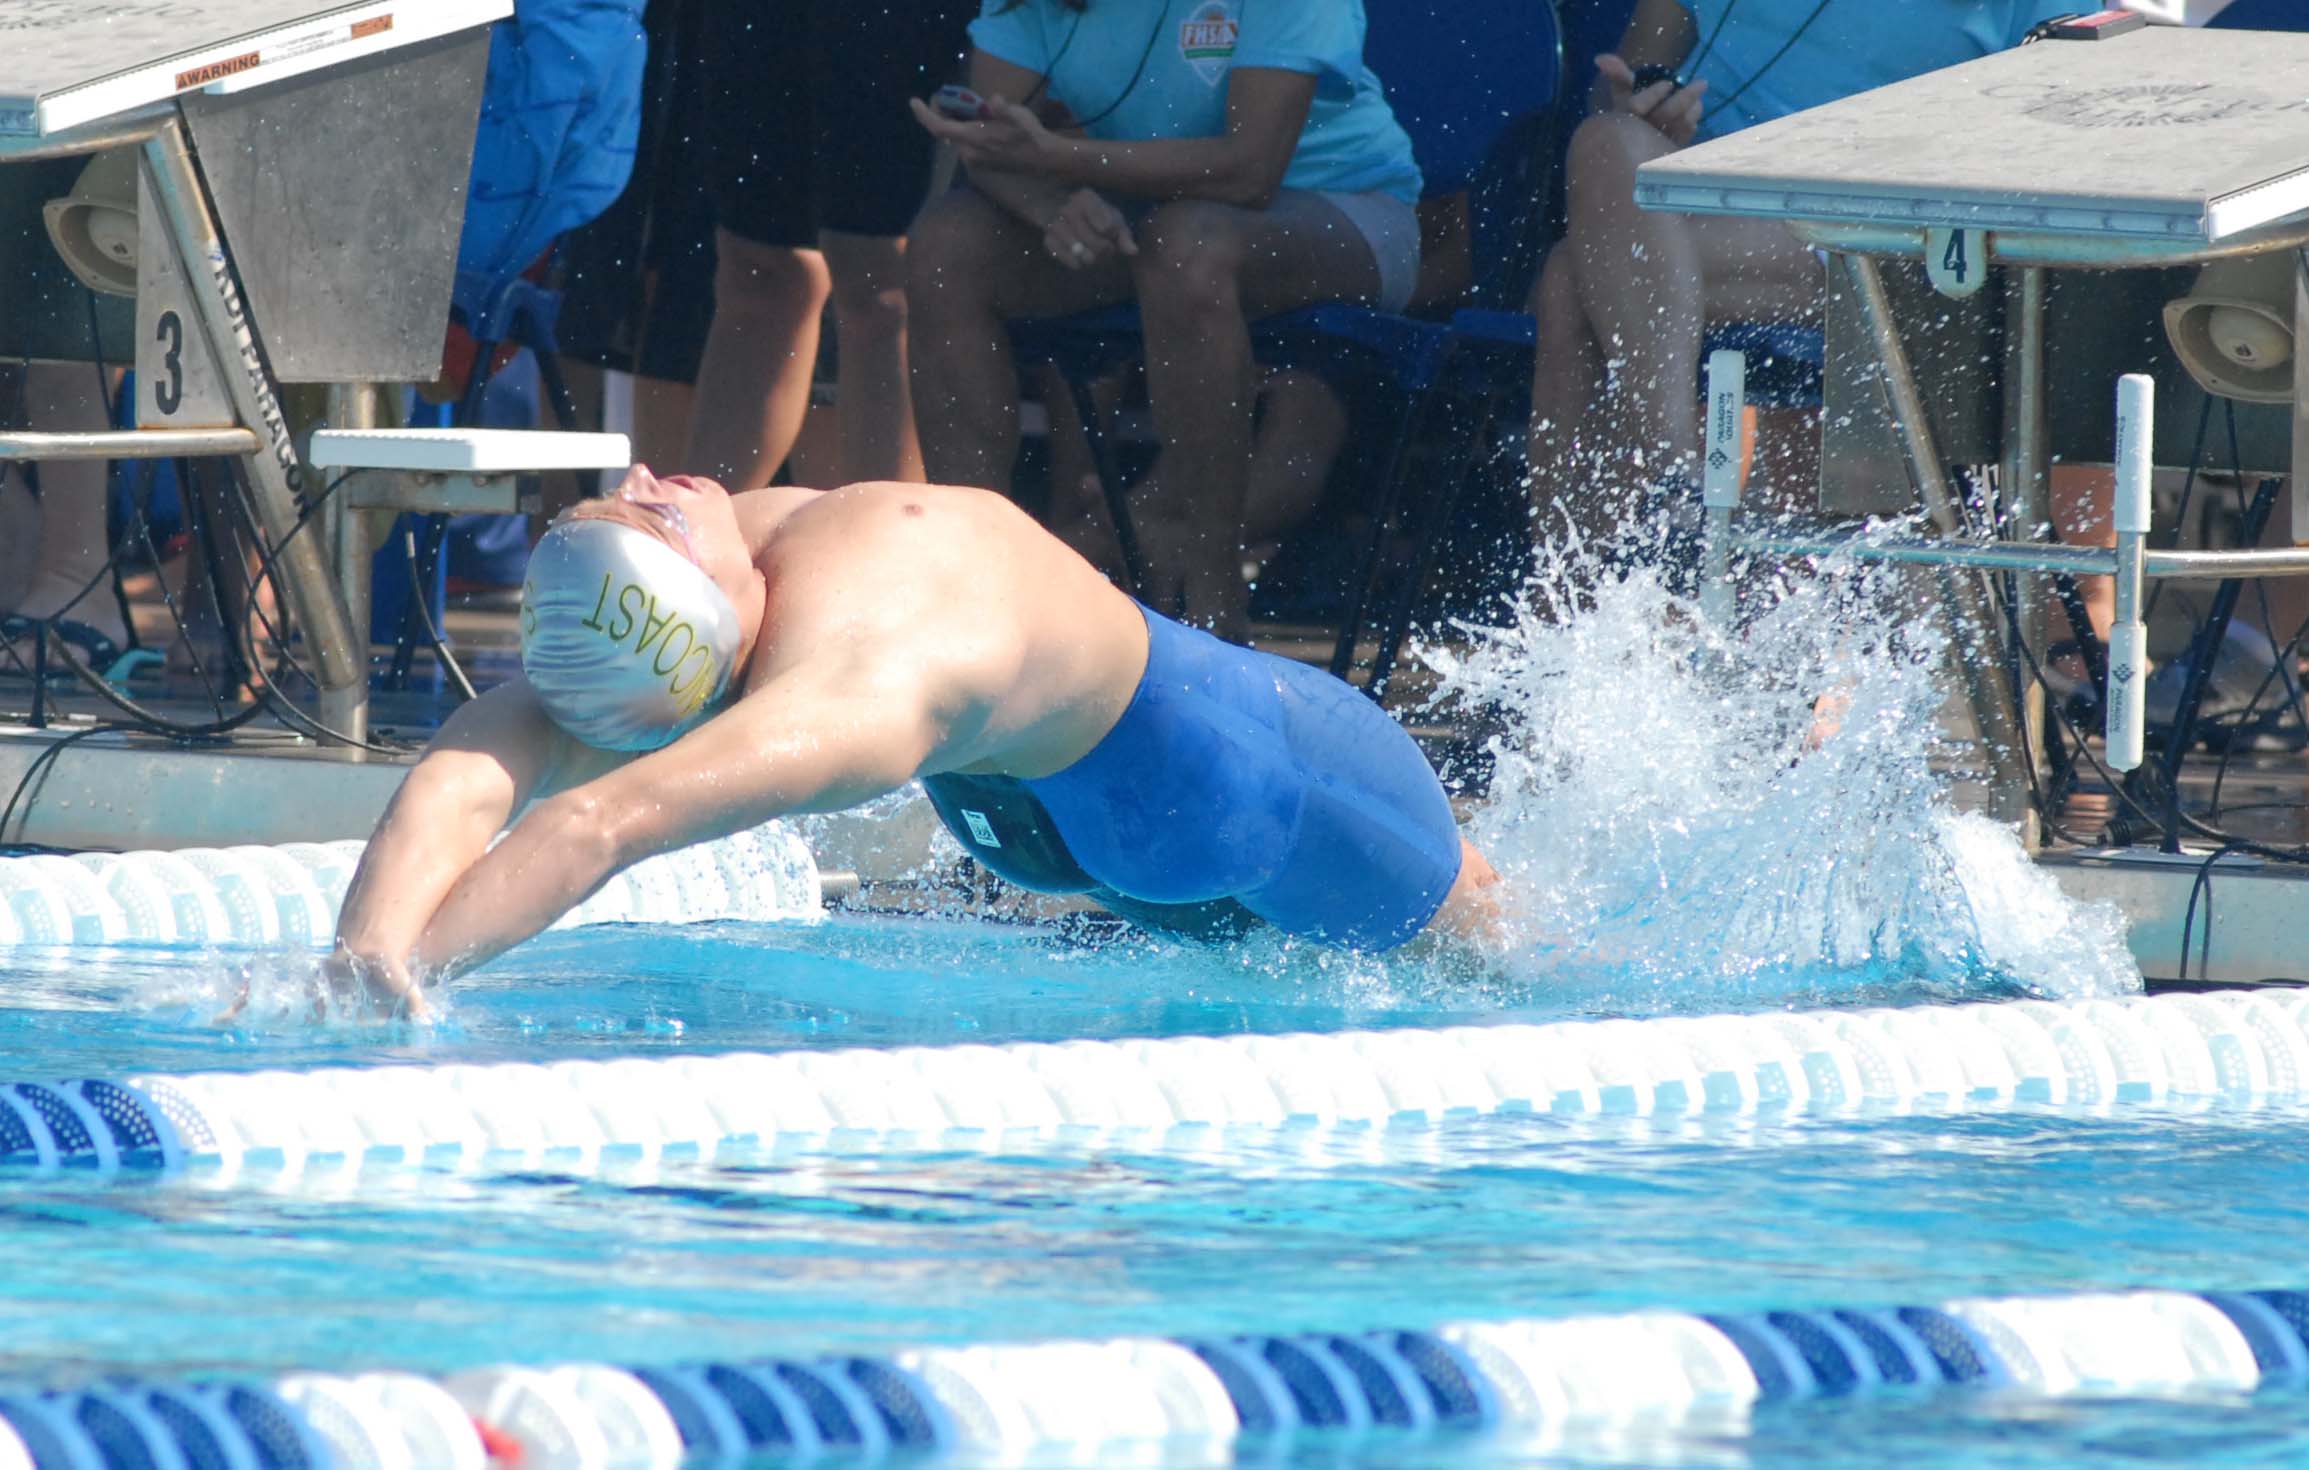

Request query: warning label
[{"left": 174, "top": 50, "right": 261, "bottom": 89}]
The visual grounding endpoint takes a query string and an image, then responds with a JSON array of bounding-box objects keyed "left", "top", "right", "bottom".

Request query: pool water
[{"left": 1, "top": 915, "right": 2304, "bottom": 1467}]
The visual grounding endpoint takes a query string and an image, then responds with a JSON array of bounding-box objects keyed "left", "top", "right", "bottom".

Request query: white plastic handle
[
  {"left": 2114, "top": 374, "right": 2153, "bottom": 536},
  {"left": 1703, "top": 349, "right": 1747, "bottom": 510}
]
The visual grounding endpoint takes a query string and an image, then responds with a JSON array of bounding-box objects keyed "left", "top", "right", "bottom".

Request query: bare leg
[
  {"left": 1040, "top": 368, "right": 1134, "bottom": 579},
  {"left": 820, "top": 229, "right": 924, "bottom": 484},
  {"left": 908, "top": 187, "right": 1134, "bottom": 493},
  {"left": 1243, "top": 369, "right": 1347, "bottom": 548},
  {"left": 1537, "top": 113, "right": 1821, "bottom": 505},
  {"left": 1132, "top": 194, "right": 1385, "bottom": 639},
  {"left": 684, "top": 230, "right": 830, "bottom": 488},
  {"left": 14, "top": 362, "right": 125, "bottom": 645},
  {"left": 631, "top": 375, "right": 698, "bottom": 477},
  {"left": 1525, "top": 244, "right": 1610, "bottom": 529},
  {"left": 1069, "top": 367, "right": 1346, "bottom": 573},
  {"left": 2049, "top": 462, "right": 2115, "bottom": 643}
]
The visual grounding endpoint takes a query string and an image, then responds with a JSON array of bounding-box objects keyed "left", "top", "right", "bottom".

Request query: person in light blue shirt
[
  {"left": 1682, "top": 0, "right": 2078, "bottom": 141},
  {"left": 906, "top": 0, "right": 1422, "bottom": 639},
  {"left": 1527, "top": 0, "right": 2080, "bottom": 576}
]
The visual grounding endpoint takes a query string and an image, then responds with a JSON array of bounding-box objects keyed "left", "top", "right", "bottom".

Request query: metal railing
[{"left": 1705, "top": 360, "right": 2307, "bottom": 842}]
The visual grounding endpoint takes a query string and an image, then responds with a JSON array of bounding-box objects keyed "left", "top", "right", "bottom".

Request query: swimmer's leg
[{"left": 1423, "top": 839, "right": 1507, "bottom": 950}]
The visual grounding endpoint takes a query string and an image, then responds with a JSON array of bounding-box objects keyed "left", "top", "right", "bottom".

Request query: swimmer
[{"left": 328, "top": 466, "right": 1501, "bottom": 1016}]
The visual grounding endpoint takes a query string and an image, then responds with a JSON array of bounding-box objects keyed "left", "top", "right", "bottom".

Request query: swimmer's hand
[{"left": 319, "top": 944, "right": 433, "bottom": 1023}]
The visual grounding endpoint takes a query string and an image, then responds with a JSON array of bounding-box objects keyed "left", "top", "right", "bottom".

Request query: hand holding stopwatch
[
  {"left": 931, "top": 84, "right": 992, "bottom": 121},
  {"left": 1599, "top": 53, "right": 1708, "bottom": 146}
]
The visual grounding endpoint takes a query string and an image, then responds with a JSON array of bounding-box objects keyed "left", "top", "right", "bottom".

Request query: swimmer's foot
[
  {"left": 211, "top": 982, "right": 251, "bottom": 1027},
  {"left": 8, "top": 567, "right": 129, "bottom": 650},
  {"left": 1805, "top": 686, "right": 1853, "bottom": 752},
  {"left": 320, "top": 945, "right": 434, "bottom": 1023}
]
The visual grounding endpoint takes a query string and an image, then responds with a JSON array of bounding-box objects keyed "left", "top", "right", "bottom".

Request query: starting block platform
[{"left": 309, "top": 428, "right": 631, "bottom": 475}]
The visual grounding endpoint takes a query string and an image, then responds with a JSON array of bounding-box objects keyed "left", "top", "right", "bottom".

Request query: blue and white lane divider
[
  {"left": 3, "top": 987, "right": 2309, "bottom": 1179},
  {"left": 6, "top": 1287, "right": 2309, "bottom": 1468},
  {"left": 0, "top": 823, "right": 820, "bottom": 948}
]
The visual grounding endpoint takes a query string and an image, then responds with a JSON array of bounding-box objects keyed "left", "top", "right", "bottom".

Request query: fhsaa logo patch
[
  {"left": 961, "top": 808, "right": 1001, "bottom": 848},
  {"left": 1178, "top": 0, "right": 1238, "bottom": 86}
]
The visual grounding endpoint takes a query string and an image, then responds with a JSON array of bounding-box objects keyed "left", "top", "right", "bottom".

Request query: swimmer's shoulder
[
  {"left": 730, "top": 484, "right": 822, "bottom": 544},
  {"left": 761, "top": 481, "right": 1042, "bottom": 551}
]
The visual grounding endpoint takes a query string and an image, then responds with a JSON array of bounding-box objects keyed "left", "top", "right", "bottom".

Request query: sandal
[{"left": 0, "top": 614, "right": 162, "bottom": 687}]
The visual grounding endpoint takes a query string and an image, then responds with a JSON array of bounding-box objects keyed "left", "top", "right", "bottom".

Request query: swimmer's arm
[
  {"left": 407, "top": 666, "right": 945, "bottom": 984},
  {"left": 331, "top": 680, "right": 607, "bottom": 1010}
]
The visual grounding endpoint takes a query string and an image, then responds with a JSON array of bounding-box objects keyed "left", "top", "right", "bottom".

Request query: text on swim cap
[{"left": 578, "top": 574, "right": 721, "bottom": 715}]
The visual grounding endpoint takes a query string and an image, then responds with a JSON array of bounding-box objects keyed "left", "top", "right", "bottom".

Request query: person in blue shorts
[
  {"left": 905, "top": 0, "right": 1422, "bottom": 639},
  {"left": 329, "top": 467, "right": 1500, "bottom": 1015}
]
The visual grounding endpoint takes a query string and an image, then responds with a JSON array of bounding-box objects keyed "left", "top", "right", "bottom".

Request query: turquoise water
[{"left": 0, "top": 916, "right": 2303, "bottom": 1466}]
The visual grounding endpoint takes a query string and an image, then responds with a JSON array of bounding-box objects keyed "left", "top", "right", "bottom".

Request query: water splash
[{"left": 1424, "top": 542, "right": 2139, "bottom": 1010}]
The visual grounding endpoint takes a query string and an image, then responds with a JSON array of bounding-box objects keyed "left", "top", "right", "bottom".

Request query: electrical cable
[
  {"left": 82, "top": 290, "right": 145, "bottom": 649},
  {"left": 1697, "top": 0, "right": 1834, "bottom": 128},
  {"left": 0, "top": 297, "right": 134, "bottom": 682},
  {"left": 0, "top": 721, "right": 130, "bottom": 848},
  {"left": 1999, "top": 566, "right": 2309, "bottom": 864},
  {"left": 131, "top": 459, "right": 230, "bottom": 709},
  {"left": 8, "top": 465, "right": 388, "bottom": 750},
  {"left": 385, "top": 515, "right": 452, "bottom": 689},
  {"left": 1023, "top": 1, "right": 1171, "bottom": 130},
  {"left": 1680, "top": 0, "right": 1742, "bottom": 84},
  {"left": 1995, "top": 350, "right": 2309, "bottom": 869},
  {"left": 2202, "top": 600, "right": 2309, "bottom": 823},
  {"left": 403, "top": 525, "right": 477, "bottom": 704},
  {"left": 213, "top": 465, "right": 408, "bottom": 755},
  {"left": 2143, "top": 395, "right": 2214, "bottom": 630},
  {"left": 2176, "top": 841, "right": 2244, "bottom": 985}
]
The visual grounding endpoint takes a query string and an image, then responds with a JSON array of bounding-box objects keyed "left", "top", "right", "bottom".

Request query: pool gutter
[{"left": 8, "top": 721, "right": 2305, "bottom": 987}]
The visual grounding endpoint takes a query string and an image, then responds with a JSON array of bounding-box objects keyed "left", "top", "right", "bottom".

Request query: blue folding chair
[
  {"left": 375, "top": 0, "right": 646, "bottom": 689},
  {"left": 1009, "top": 0, "right": 1568, "bottom": 690}
]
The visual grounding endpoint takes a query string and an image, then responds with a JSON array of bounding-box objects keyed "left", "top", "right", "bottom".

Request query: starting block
[
  {"left": 309, "top": 427, "right": 633, "bottom": 477},
  {"left": 310, "top": 426, "right": 630, "bottom": 515},
  {"left": 309, "top": 426, "right": 633, "bottom": 709}
]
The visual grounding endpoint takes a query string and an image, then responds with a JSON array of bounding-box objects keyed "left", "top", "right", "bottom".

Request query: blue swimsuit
[{"left": 921, "top": 605, "right": 1463, "bottom": 951}]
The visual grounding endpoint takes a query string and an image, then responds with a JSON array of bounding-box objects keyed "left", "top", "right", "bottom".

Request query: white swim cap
[{"left": 519, "top": 519, "right": 743, "bottom": 751}]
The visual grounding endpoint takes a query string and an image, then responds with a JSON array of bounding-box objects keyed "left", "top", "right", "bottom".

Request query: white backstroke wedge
[{"left": 3, "top": 988, "right": 2307, "bottom": 1178}]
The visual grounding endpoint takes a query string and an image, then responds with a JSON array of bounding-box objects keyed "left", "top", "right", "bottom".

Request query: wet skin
[{"left": 327, "top": 469, "right": 1498, "bottom": 1017}]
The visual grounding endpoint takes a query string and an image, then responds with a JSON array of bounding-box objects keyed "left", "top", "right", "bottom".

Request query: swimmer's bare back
[
  {"left": 727, "top": 482, "right": 1151, "bottom": 782},
  {"left": 729, "top": 475, "right": 1505, "bottom": 946},
  {"left": 738, "top": 483, "right": 1505, "bottom": 953}
]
